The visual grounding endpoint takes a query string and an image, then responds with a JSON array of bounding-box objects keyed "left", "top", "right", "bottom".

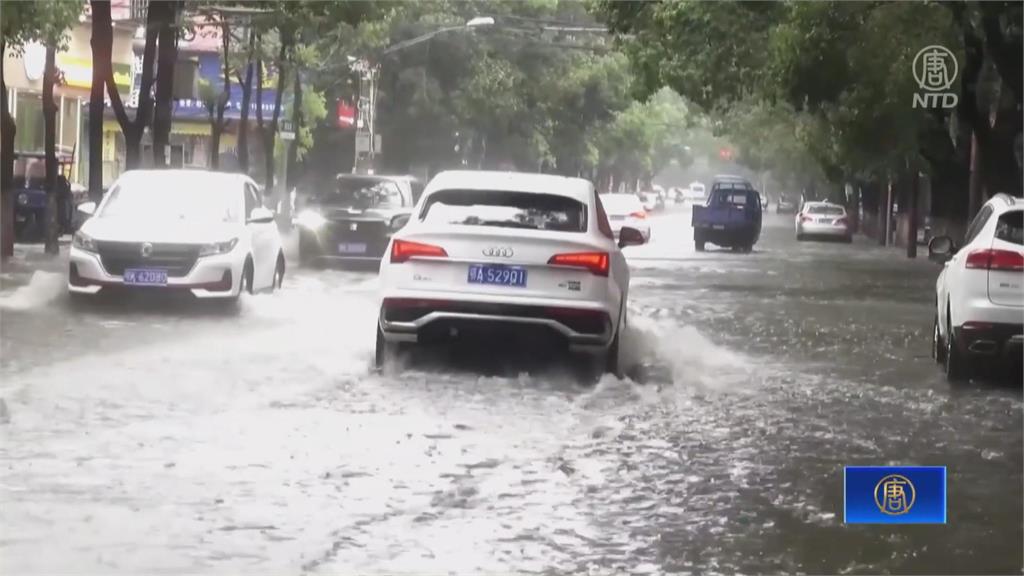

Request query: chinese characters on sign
[{"left": 912, "top": 45, "right": 959, "bottom": 109}]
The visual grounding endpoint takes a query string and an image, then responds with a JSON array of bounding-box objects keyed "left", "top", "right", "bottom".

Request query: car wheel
[
  {"left": 945, "top": 315, "right": 970, "bottom": 382},
  {"left": 694, "top": 233, "right": 705, "bottom": 252},
  {"left": 241, "top": 259, "right": 255, "bottom": 296},
  {"left": 606, "top": 312, "right": 624, "bottom": 377},
  {"left": 932, "top": 313, "right": 946, "bottom": 363},
  {"left": 374, "top": 324, "right": 404, "bottom": 369},
  {"left": 272, "top": 252, "right": 285, "bottom": 291}
]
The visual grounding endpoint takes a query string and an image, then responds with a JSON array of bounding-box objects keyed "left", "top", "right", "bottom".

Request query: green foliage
[{"left": 1, "top": 0, "right": 82, "bottom": 52}]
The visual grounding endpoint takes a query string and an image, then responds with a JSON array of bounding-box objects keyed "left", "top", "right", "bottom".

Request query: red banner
[{"left": 337, "top": 100, "right": 356, "bottom": 128}]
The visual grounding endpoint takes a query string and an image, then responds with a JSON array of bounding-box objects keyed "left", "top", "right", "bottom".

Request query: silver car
[{"left": 796, "top": 202, "right": 852, "bottom": 242}]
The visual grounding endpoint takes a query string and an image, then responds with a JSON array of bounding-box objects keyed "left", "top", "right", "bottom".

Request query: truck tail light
[
  {"left": 629, "top": 211, "right": 647, "bottom": 219},
  {"left": 965, "top": 248, "right": 1024, "bottom": 271},
  {"left": 548, "top": 251, "right": 609, "bottom": 276},
  {"left": 390, "top": 239, "right": 448, "bottom": 264}
]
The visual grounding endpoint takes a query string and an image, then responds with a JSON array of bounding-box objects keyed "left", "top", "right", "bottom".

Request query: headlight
[
  {"left": 72, "top": 231, "right": 97, "bottom": 252},
  {"left": 198, "top": 238, "right": 238, "bottom": 257},
  {"left": 296, "top": 209, "right": 327, "bottom": 230},
  {"left": 17, "top": 193, "right": 29, "bottom": 206}
]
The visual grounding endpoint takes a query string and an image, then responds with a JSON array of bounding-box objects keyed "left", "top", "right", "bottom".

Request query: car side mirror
[
  {"left": 618, "top": 226, "right": 646, "bottom": 248},
  {"left": 928, "top": 235, "right": 955, "bottom": 262},
  {"left": 77, "top": 201, "right": 97, "bottom": 216},
  {"left": 247, "top": 206, "right": 275, "bottom": 224},
  {"left": 389, "top": 214, "right": 411, "bottom": 232}
]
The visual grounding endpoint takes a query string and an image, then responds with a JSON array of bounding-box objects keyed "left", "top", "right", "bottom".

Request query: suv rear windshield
[
  {"left": 995, "top": 210, "right": 1023, "bottom": 245},
  {"left": 420, "top": 190, "right": 588, "bottom": 233}
]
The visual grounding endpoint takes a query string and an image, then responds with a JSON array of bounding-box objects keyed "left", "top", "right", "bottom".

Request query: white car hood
[{"left": 81, "top": 217, "right": 242, "bottom": 244}]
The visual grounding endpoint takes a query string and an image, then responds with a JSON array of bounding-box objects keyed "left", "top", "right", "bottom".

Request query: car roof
[
  {"left": 713, "top": 174, "right": 749, "bottom": 182},
  {"left": 117, "top": 169, "right": 248, "bottom": 182},
  {"left": 425, "top": 170, "right": 593, "bottom": 202},
  {"left": 989, "top": 193, "right": 1023, "bottom": 210}
]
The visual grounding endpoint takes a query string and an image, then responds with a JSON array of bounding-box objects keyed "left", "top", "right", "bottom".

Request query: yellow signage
[{"left": 56, "top": 54, "right": 131, "bottom": 91}]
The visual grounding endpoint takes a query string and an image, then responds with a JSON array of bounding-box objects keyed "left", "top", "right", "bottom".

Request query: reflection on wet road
[{"left": 1, "top": 207, "right": 1021, "bottom": 574}]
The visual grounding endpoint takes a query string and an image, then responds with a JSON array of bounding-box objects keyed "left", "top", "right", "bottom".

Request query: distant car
[
  {"left": 295, "top": 174, "right": 416, "bottom": 265},
  {"left": 12, "top": 151, "right": 80, "bottom": 242},
  {"left": 639, "top": 191, "right": 664, "bottom": 212},
  {"left": 930, "top": 193, "right": 1023, "bottom": 381},
  {"left": 691, "top": 177, "right": 762, "bottom": 252},
  {"left": 776, "top": 195, "right": 798, "bottom": 214},
  {"left": 796, "top": 202, "right": 851, "bottom": 242},
  {"left": 69, "top": 170, "right": 284, "bottom": 300},
  {"left": 600, "top": 193, "right": 651, "bottom": 242},
  {"left": 684, "top": 182, "right": 707, "bottom": 204},
  {"left": 376, "top": 170, "right": 647, "bottom": 377}
]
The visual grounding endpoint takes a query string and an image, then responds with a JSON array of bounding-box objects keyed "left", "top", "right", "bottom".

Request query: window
[
  {"left": 420, "top": 189, "right": 588, "bottom": 233},
  {"left": 594, "top": 192, "right": 614, "bottom": 239},
  {"left": 964, "top": 205, "right": 994, "bottom": 244},
  {"left": 807, "top": 205, "right": 845, "bottom": 215},
  {"left": 244, "top": 183, "right": 260, "bottom": 217},
  {"left": 376, "top": 182, "right": 405, "bottom": 208},
  {"left": 314, "top": 177, "right": 406, "bottom": 209},
  {"left": 995, "top": 210, "right": 1023, "bottom": 245},
  {"left": 173, "top": 59, "right": 198, "bottom": 100}
]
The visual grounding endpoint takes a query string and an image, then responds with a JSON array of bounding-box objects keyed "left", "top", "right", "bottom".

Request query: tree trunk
[
  {"left": 88, "top": 0, "right": 113, "bottom": 204},
  {"left": 1, "top": 37, "right": 16, "bottom": 259},
  {"left": 968, "top": 131, "right": 984, "bottom": 220},
  {"left": 264, "top": 37, "right": 290, "bottom": 195},
  {"left": 907, "top": 166, "right": 919, "bottom": 259},
  {"left": 43, "top": 47, "right": 60, "bottom": 255},
  {"left": 152, "top": 0, "right": 180, "bottom": 167},
  {"left": 286, "top": 67, "right": 302, "bottom": 190},
  {"left": 237, "top": 30, "right": 255, "bottom": 174},
  {"left": 880, "top": 176, "right": 892, "bottom": 246},
  {"left": 209, "top": 17, "right": 232, "bottom": 171},
  {"left": 119, "top": 0, "right": 162, "bottom": 170}
]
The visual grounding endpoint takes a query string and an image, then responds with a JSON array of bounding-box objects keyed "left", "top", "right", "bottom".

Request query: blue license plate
[
  {"left": 338, "top": 243, "right": 367, "bottom": 254},
  {"left": 123, "top": 268, "right": 168, "bottom": 286},
  {"left": 467, "top": 264, "right": 527, "bottom": 287}
]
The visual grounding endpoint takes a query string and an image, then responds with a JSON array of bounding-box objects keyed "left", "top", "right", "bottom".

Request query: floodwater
[{"left": 1, "top": 206, "right": 1021, "bottom": 574}]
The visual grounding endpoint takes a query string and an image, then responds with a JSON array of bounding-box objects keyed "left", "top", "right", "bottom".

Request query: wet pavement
[{"left": 1, "top": 206, "right": 1021, "bottom": 574}]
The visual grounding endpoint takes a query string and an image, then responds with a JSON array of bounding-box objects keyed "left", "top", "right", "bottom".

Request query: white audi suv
[
  {"left": 375, "top": 170, "right": 647, "bottom": 376},
  {"left": 930, "top": 193, "right": 1023, "bottom": 381},
  {"left": 69, "top": 170, "right": 285, "bottom": 301}
]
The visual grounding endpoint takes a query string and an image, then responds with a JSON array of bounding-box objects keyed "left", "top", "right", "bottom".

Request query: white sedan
[
  {"left": 930, "top": 193, "right": 1023, "bottom": 381},
  {"left": 796, "top": 201, "right": 852, "bottom": 242},
  {"left": 69, "top": 170, "right": 285, "bottom": 300},
  {"left": 599, "top": 193, "right": 651, "bottom": 242},
  {"left": 375, "top": 170, "right": 647, "bottom": 377}
]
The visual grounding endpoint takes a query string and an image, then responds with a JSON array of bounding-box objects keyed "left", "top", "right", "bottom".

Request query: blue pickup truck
[{"left": 692, "top": 176, "right": 763, "bottom": 252}]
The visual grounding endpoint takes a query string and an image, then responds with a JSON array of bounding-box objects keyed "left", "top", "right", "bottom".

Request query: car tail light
[
  {"left": 548, "top": 251, "right": 609, "bottom": 276},
  {"left": 835, "top": 217, "right": 849, "bottom": 227},
  {"left": 390, "top": 239, "right": 448, "bottom": 264},
  {"left": 630, "top": 211, "right": 647, "bottom": 219},
  {"left": 965, "top": 248, "right": 1024, "bottom": 271},
  {"left": 799, "top": 214, "right": 812, "bottom": 222}
]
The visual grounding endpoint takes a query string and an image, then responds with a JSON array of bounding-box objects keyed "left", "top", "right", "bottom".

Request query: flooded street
[{"left": 1, "top": 207, "right": 1021, "bottom": 575}]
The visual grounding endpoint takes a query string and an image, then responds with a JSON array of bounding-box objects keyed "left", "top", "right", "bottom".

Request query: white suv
[
  {"left": 375, "top": 170, "right": 647, "bottom": 377},
  {"left": 930, "top": 193, "right": 1023, "bottom": 381}
]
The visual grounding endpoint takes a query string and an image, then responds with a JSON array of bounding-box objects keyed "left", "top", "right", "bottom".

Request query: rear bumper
[
  {"left": 798, "top": 222, "right": 850, "bottom": 237},
  {"left": 953, "top": 321, "right": 1024, "bottom": 360},
  {"left": 378, "top": 295, "right": 615, "bottom": 353},
  {"left": 298, "top": 224, "right": 389, "bottom": 261}
]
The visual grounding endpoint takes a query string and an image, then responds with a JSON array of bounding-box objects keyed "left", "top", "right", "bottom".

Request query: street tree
[{"left": 0, "top": 0, "right": 82, "bottom": 258}]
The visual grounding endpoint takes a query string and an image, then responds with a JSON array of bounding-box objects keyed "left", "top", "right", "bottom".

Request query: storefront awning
[{"left": 102, "top": 119, "right": 212, "bottom": 137}]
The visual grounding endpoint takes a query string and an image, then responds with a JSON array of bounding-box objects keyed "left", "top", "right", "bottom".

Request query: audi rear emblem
[
  {"left": 140, "top": 242, "right": 153, "bottom": 257},
  {"left": 483, "top": 246, "right": 513, "bottom": 258}
]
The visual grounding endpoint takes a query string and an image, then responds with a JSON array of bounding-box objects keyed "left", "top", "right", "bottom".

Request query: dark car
[
  {"left": 691, "top": 176, "right": 763, "bottom": 252},
  {"left": 13, "top": 151, "right": 81, "bottom": 242},
  {"left": 295, "top": 174, "right": 416, "bottom": 265}
]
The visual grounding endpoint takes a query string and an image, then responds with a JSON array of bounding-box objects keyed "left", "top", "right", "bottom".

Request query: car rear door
[
  {"left": 987, "top": 209, "right": 1024, "bottom": 307},
  {"left": 245, "top": 182, "right": 276, "bottom": 288}
]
